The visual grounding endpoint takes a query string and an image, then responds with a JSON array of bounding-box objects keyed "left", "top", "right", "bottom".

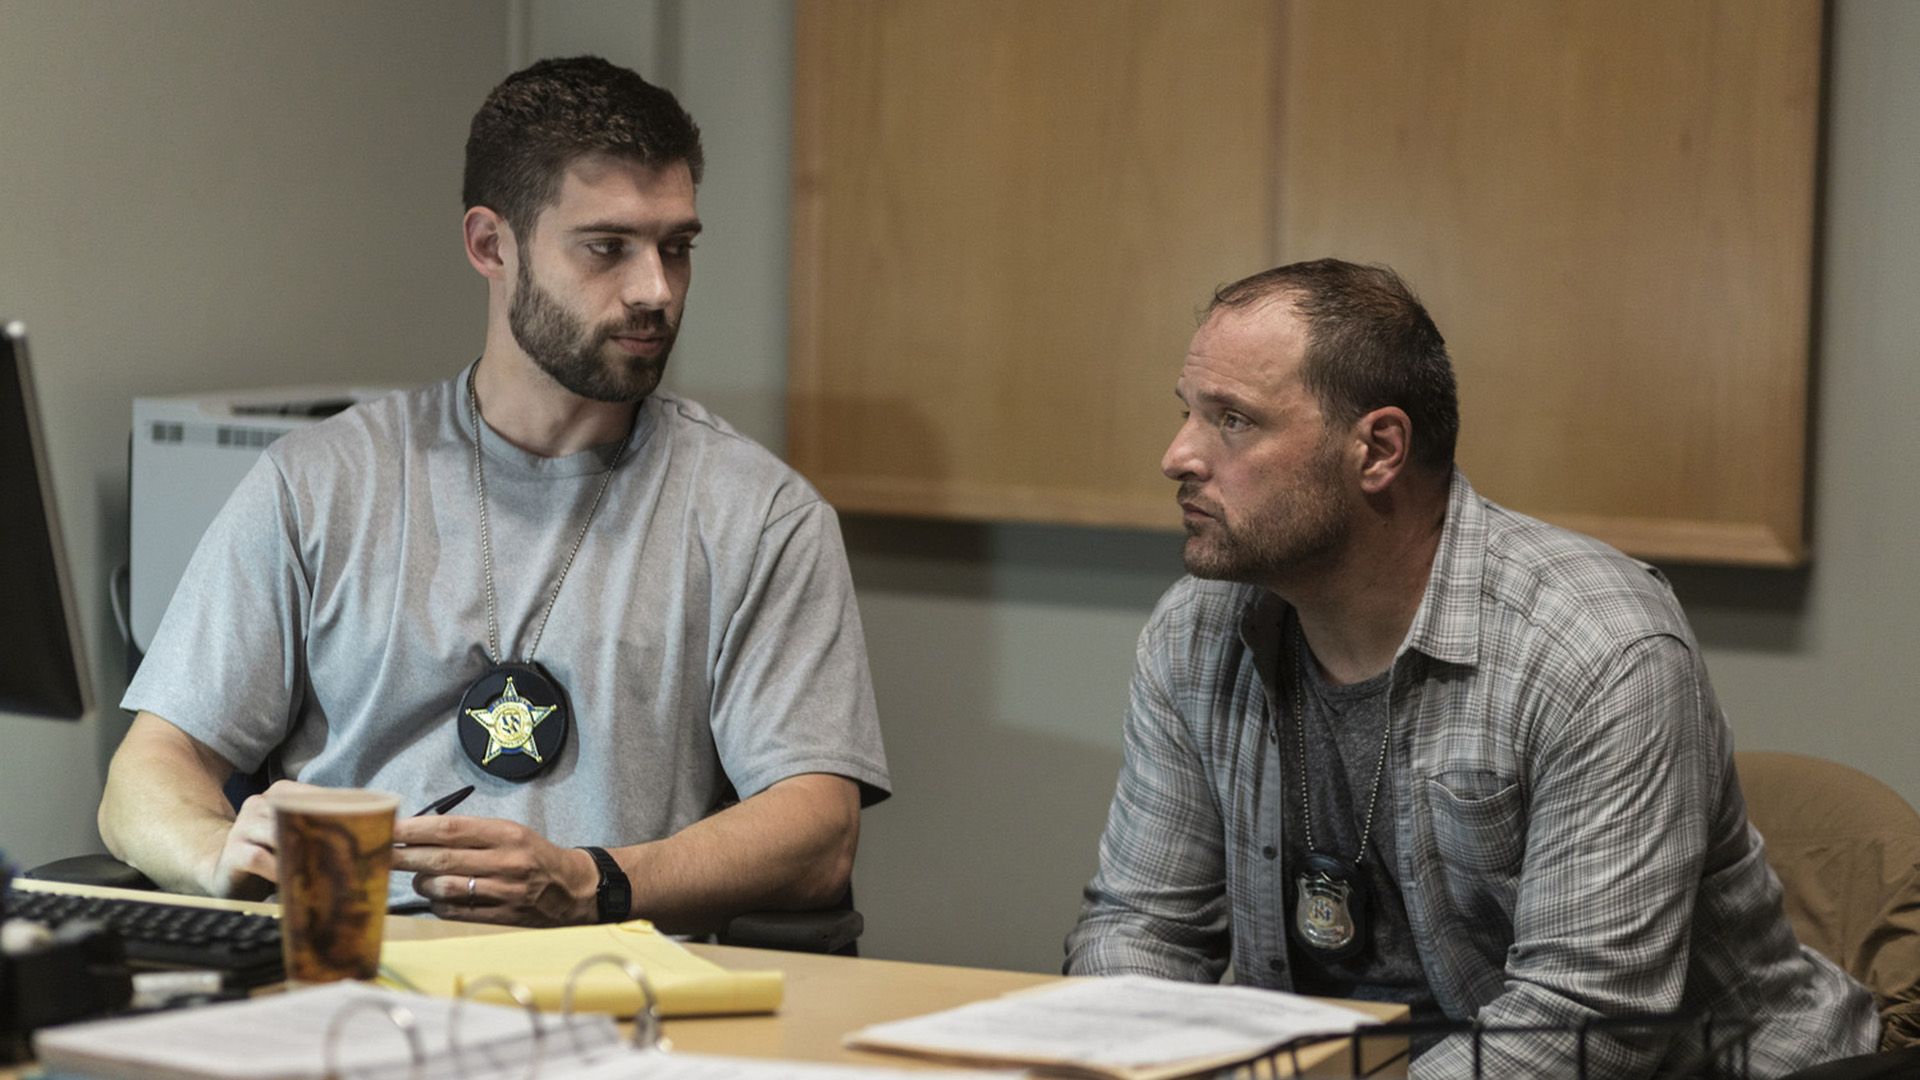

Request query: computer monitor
[{"left": 0, "top": 321, "right": 91, "bottom": 719}]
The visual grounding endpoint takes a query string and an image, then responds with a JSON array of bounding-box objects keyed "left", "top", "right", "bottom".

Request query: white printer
[{"left": 128, "top": 385, "right": 399, "bottom": 655}]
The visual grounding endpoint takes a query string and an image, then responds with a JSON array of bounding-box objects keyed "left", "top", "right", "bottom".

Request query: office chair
[{"left": 1738, "top": 751, "right": 1920, "bottom": 1054}]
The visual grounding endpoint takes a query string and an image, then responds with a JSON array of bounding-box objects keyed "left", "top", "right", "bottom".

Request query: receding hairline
[{"left": 1195, "top": 288, "right": 1314, "bottom": 351}]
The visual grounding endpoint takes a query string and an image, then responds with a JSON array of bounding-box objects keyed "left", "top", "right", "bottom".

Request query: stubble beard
[
  {"left": 1179, "top": 440, "right": 1351, "bottom": 584},
  {"left": 508, "top": 257, "right": 677, "bottom": 404}
]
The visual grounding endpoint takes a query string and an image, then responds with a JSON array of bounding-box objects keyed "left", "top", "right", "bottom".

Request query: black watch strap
[{"left": 578, "top": 846, "right": 631, "bottom": 924}]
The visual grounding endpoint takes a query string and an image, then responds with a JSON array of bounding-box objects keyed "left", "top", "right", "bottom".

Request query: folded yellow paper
[{"left": 380, "top": 920, "right": 784, "bottom": 1017}]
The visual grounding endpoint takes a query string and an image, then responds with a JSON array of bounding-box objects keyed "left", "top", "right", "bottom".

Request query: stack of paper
[
  {"left": 381, "top": 920, "right": 783, "bottom": 1017},
  {"left": 33, "top": 982, "right": 619, "bottom": 1080},
  {"left": 846, "top": 975, "right": 1381, "bottom": 1080},
  {"left": 32, "top": 981, "right": 1016, "bottom": 1080},
  {"left": 543, "top": 1054, "right": 1019, "bottom": 1079}
]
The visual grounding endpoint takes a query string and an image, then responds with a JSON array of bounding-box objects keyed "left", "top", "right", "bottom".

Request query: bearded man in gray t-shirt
[{"left": 99, "top": 57, "right": 890, "bottom": 930}]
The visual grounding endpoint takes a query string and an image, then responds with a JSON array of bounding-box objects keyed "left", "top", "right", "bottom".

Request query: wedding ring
[{"left": 466, "top": 876, "right": 478, "bottom": 909}]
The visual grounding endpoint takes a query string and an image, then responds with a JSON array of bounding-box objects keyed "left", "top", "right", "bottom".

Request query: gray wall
[
  {"left": 3, "top": 1, "right": 1916, "bottom": 981},
  {"left": 0, "top": 1, "right": 508, "bottom": 866}
]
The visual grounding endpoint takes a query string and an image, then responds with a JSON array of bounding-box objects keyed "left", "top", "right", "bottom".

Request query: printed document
[{"left": 846, "top": 974, "right": 1379, "bottom": 1079}]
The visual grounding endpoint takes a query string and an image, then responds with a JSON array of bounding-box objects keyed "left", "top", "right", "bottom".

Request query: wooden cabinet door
[
  {"left": 790, "top": 0, "right": 1281, "bottom": 528},
  {"left": 790, "top": 1, "right": 1823, "bottom": 565},
  {"left": 1276, "top": 1, "right": 1823, "bottom": 565}
]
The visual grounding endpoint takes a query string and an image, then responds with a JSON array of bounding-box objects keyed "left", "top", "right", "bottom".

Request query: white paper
[
  {"left": 849, "top": 974, "right": 1378, "bottom": 1070},
  {"left": 33, "top": 981, "right": 621, "bottom": 1080},
  {"left": 546, "top": 1050, "right": 1020, "bottom": 1079}
]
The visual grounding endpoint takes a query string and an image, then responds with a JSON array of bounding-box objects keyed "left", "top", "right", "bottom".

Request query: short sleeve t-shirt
[
  {"left": 1276, "top": 615, "right": 1440, "bottom": 1024},
  {"left": 124, "top": 365, "right": 890, "bottom": 899}
]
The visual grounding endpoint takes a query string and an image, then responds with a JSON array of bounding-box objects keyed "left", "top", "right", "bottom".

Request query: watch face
[
  {"left": 583, "top": 847, "right": 630, "bottom": 923},
  {"left": 602, "top": 881, "right": 630, "bottom": 923}
]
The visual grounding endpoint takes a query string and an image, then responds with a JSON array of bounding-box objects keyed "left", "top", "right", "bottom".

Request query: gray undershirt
[{"left": 1276, "top": 613, "right": 1441, "bottom": 1024}]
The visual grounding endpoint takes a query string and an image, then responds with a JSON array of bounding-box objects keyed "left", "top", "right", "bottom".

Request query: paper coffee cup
[{"left": 271, "top": 788, "right": 400, "bottom": 983}]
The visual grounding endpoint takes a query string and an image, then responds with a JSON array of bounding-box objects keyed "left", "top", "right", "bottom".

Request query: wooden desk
[{"left": 6, "top": 881, "right": 1407, "bottom": 1076}]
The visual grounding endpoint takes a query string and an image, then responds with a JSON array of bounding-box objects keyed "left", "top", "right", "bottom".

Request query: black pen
[
  {"left": 387, "top": 786, "right": 477, "bottom": 914},
  {"left": 411, "top": 785, "right": 475, "bottom": 817}
]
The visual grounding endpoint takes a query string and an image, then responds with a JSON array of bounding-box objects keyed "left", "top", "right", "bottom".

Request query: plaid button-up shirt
[{"left": 1067, "top": 472, "right": 1877, "bottom": 1077}]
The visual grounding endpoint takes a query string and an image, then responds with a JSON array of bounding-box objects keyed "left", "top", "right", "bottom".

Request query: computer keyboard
[{"left": 3, "top": 887, "right": 284, "bottom": 987}]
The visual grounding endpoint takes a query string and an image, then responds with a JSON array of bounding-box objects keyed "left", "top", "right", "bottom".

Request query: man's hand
[
  {"left": 100, "top": 713, "right": 327, "bottom": 900},
  {"left": 202, "top": 778, "right": 329, "bottom": 899},
  {"left": 391, "top": 815, "right": 600, "bottom": 925}
]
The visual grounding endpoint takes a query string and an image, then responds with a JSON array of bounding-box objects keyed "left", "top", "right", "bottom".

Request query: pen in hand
[
  {"left": 390, "top": 784, "right": 473, "bottom": 848},
  {"left": 387, "top": 785, "right": 475, "bottom": 914},
  {"left": 411, "top": 785, "right": 475, "bottom": 817}
]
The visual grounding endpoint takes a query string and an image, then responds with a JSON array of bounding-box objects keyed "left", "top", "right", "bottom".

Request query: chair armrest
[
  {"left": 718, "top": 907, "right": 864, "bottom": 955},
  {"left": 22, "top": 855, "right": 157, "bottom": 892}
]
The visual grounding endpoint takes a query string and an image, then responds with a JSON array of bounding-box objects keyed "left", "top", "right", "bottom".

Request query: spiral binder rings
[
  {"left": 32, "top": 954, "right": 640, "bottom": 1080},
  {"left": 32, "top": 955, "right": 1008, "bottom": 1080},
  {"left": 313, "top": 955, "right": 673, "bottom": 1080}
]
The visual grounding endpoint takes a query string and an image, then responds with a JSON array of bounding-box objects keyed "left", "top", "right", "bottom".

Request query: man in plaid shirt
[{"left": 1065, "top": 260, "right": 1878, "bottom": 1076}]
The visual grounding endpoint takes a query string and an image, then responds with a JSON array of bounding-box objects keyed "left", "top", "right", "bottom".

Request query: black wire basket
[{"left": 1205, "top": 1011, "right": 1754, "bottom": 1079}]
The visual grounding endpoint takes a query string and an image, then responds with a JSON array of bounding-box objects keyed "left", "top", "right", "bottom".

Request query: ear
[
  {"left": 1353, "top": 406, "right": 1413, "bottom": 495},
  {"left": 462, "top": 206, "right": 514, "bottom": 281}
]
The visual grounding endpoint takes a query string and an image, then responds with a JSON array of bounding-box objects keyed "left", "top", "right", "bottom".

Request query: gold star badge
[{"left": 464, "top": 677, "right": 556, "bottom": 765}]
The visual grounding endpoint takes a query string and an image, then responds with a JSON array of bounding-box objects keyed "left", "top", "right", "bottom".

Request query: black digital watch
[{"left": 578, "top": 846, "right": 631, "bottom": 924}]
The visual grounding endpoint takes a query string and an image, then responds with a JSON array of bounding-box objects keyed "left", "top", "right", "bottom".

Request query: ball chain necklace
[
  {"left": 1288, "top": 621, "right": 1396, "bottom": 963},
  {"left": 453, "top": 372, "right": 637, "bottom": 781}
]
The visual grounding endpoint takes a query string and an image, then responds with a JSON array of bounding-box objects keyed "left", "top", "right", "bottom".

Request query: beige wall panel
[
  {"left": 791, "top": 0, "right": 1279, "bottom": 529},
  {"left": 1277, "top": 0, "right": 1823, "bottom": 565}
]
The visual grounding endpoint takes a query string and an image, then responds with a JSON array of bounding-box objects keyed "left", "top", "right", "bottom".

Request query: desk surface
[{"left": 6, "top": 880, "right": 1408, "bottom": 1076}]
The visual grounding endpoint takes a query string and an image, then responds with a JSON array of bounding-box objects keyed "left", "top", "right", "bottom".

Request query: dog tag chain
[
  {"left": 1287, "top": 625, "right": 1395, "bottom": 963},
  {"left": 456, "top": 373, "right": 634, "bottom": 781}
]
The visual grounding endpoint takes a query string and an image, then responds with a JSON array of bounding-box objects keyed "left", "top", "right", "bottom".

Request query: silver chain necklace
[
  {"left": 1291, "top": 631, "right": 1396, "bottom": 862},
  {"left": 452, "top": 369, "right": 638, "bottom": 782},
  {"left": 1287, "top": 618, "right": 1395, "bottom": 961},
  {"left": 467, "top": 373, "right": 634, "bottom": 666}
]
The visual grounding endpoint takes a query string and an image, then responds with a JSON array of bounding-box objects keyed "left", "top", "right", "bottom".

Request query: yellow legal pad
[{"left": 380, "top": 920, "right": 784, "bottom": 1017}]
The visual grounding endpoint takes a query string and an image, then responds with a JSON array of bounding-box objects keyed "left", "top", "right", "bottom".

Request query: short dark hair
[
  {"left": 1208, "top": 259, "right": 1458, "bottom": 473},
  {"left": 463, "top": 56, "right": 704, "bottom": 241}
]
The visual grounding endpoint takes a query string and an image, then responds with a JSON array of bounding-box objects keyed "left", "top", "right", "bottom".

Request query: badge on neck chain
[
  {"left": 456, "top": 371, "right": 635, "bottom": 784},
  {"left": 1292, "top": 850, "right": 1369, "bottom": 962},
  {"left": 1283, "top": 616, "right": 1389, "bottom": 965},
  {"left": 457, "top": 663, "right": 571, "bottom": 781}
]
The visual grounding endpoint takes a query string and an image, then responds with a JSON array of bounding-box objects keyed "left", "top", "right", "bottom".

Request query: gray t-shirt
[
  {"left": 125, "top": 365, "right": 890, "bottom": 899},
  {"left": 1276, "top": 614, "right": 1439, "bottom": 1023}
]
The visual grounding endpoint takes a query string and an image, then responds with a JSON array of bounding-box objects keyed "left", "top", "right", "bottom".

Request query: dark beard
[
  {"left": 1177, "top": 446, "right": 1349, "bottom": 583},
  {"left": 508, "top": 258, "right": 676, "bottom": 403},
  {"left": 1180, "top": 504, "right": 1346, "bottom": 582}
]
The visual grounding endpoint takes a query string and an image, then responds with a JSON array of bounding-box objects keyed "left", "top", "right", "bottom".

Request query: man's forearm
[
  {"left": 98, "top": 712, "right": 246, "bottom": 897},
  {"left": 608, "top": 773, "right": 860, "bottom": 933}
]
